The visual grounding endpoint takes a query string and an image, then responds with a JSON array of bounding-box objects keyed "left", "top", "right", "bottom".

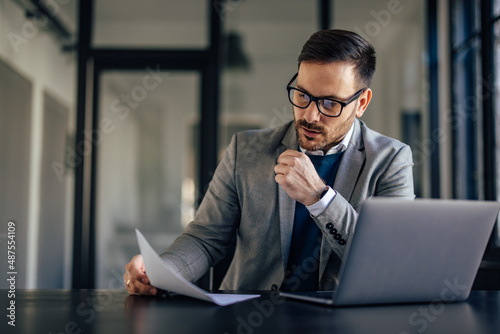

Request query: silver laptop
[{"left": 280, "top": 198, "right": 500, "bottom": 306}]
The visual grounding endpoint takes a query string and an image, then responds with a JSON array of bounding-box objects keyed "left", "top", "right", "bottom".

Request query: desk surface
[{"left": 2, "top": 289, "right": 500, "bottom": 334}]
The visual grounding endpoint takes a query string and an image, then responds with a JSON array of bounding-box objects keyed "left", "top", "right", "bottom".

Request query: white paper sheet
[{"left": 135, "top": 229, "right": 260, "bottom": 306}]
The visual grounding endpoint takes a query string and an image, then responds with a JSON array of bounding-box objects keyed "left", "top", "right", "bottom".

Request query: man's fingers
[
  {"left": 274, "top": 164, "right": 288, "bottom": 175},
  {"left": 125, "top": 254, "right": 157, "bottom": 296},
  {"left": 277, "top": 150, "right": 308, "bottom": 168},
  {"left": 275, "top": 149, "right": 325, "bottom": 206},
  {"left": 277, "top": 152, "right": 296, "bottom": 165},
  {"left": 128, "top": 278, "right": 157, "bottom": 296},
  {"left": 126, "top": 272, "right": 156, "bottom": 295},
  {"left": 280, "top": 149, "right": 302, "bottom": 158},
  {"left": 131, "top": 254, "right": 145, "bottom": 270}
]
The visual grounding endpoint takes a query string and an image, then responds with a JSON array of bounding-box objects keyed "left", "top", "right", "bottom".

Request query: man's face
[{"left": 293, "top": 61, "right": 372, "bottom": 153}]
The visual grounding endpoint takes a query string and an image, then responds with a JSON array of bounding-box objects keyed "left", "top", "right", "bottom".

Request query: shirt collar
[{"left": 300, "top": 122, "right": 354, "bottom": 156}]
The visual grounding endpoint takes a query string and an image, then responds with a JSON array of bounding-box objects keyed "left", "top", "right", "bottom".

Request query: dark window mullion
[
  {"left": 452, "top": 31, "right": 481, "bottom": 55},
  {"left": 450, "top": 0, "right": 480, "bottom": 200},
  {"left": 465, "top": 47, "right": 479, "bottom": 199},
  {"left": 428, "top": 0, "right": 440, "bottom": 198},
  {"left": 481, "top": 0, "right": 497, "bottom": 202}
]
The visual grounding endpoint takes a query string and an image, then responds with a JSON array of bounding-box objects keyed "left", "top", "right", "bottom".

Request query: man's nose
[{"left": 303, "top": 102, "right": 321, "bottom": 124}]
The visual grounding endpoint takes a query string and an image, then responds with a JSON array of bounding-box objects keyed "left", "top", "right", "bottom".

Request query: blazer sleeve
[
  {"left": 311, "top": 144, "right": 415, "bottom": 259},
  {"left": 159, "top": 135, "right": 241, "bottom": 282}
]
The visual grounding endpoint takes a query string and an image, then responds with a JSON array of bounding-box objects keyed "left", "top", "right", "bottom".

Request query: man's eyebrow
[{"left": 296, "top": 84, "right": 342, "bottom": 100}]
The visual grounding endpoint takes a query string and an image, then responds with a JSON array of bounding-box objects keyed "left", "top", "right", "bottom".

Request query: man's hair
[{"left": 298, "top": 29, "right": 376, "bottom": 88}]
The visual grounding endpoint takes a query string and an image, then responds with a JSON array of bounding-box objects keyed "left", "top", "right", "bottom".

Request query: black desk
[{"left": 2, "top": 289, "right": 500, "bottom": 333}]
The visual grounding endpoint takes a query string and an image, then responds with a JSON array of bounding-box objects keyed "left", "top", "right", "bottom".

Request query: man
[{"left": 125, "top": 29, "right": 414, "bottom": 295}]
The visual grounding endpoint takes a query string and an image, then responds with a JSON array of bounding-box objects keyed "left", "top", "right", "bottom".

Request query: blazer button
[
  {"left": 326, "top": 223, "right": 334, "bottom": 229},
  {"left": 334, "top": 233, "right": 341, "bottom": 240},
  {"left": 271, "top": 284, "right": 279, "bottom": 291},
  {"left": 329, "top": 228, "right": 337, "bottom": 234},
  {"left": 339, "top": 239, "right": 346, "bottom": 245}
]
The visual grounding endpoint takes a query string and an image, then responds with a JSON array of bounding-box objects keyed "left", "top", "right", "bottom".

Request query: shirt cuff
[{"left": 306, "top": 186, "right": 336, "bottom": 217}]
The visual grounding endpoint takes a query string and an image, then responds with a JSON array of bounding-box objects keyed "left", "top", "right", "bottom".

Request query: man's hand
[
  {"left": 124, "top": 254, "right": 157, "bottom": 296},
  {"left": 274, "top": 149, "right": 326, "bottom": 206}
]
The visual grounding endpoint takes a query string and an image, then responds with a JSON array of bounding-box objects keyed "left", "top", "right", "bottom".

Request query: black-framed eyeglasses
[{"left": 286, "top": 73, "right": 365, "bottom": 117}]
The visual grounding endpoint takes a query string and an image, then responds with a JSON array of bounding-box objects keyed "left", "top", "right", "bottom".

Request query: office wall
[
  {"left": 437, "top": 0, "right": 452, "bottom": 198},
  {"left": 0, "top": 0, "right": 76, "bottom": 288},
  {"left": 93, "top": 0, "right": 208, "bottom": 48},
  {"left": 333, "top": 0, "right": 428, "bottom": 196},
  {"left": 0, "top": 56, "right": 32, "bottom": 289},
  {"left": 219, "top": 0, "right": 318, "bottom": 155},
  {"left": 38, "top": 91, "right": 70, "bottom": 288}
]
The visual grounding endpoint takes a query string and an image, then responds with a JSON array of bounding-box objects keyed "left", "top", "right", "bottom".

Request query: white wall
[{"left": 0, "top": 0, "right": 76, "bottom": 288}]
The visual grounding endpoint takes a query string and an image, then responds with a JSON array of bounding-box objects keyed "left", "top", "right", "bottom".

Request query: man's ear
[{"left": 355, "top": 88, "right": 372, "bottom": 118}]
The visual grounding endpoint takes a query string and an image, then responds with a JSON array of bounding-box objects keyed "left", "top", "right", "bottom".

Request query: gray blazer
[{"left": 161, "top": 119, "right": 415, "bottom": 290}]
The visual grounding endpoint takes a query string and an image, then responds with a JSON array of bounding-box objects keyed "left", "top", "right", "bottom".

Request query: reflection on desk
[{"left": 2, "top": 290, "right": 499, "bottom": 334}]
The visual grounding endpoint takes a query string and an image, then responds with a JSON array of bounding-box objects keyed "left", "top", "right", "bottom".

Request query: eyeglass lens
[{"left": 289, "top": 88, "right": 342, "bottom": 117}]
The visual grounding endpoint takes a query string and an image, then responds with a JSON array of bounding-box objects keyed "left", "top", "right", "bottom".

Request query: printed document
[{"left": 136, "top": 229, "right": 260, "bottom": 306}]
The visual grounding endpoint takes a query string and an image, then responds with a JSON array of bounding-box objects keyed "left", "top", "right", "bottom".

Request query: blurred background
[{"left": 1, "top": 0, "right": 499, "bottom": 290}]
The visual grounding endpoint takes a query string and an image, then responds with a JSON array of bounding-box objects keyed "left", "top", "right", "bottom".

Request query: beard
[{"left": 294, "top": 119, "right": 332, "bottom": 152}]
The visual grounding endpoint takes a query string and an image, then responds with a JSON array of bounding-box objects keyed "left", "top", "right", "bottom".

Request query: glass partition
[
  {"left": 96, "top": 70, "right": 200, "bottom": 288},
  {"left": 219, "top": 0, "right": 317, "bottom": 154},
  {"left": 93, "top": 0, "right": 208, "bottom": 48}
]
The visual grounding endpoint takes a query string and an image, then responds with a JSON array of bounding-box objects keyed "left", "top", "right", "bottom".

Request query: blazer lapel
[
  {"left": 333, "top": 120, "right": 365, "bottom": 202},
  {"left": 319, "top": 119, "right": 365, "bottom": 280},
  {"left": 277, "top": 123, "right": 298, "bottom": 273}
]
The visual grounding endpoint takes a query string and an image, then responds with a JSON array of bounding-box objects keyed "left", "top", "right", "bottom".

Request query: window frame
[{"left": 449, "top": 0, "right": 500, "bottom": 252}]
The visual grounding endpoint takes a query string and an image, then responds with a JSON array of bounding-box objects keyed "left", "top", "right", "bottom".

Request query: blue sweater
[{"left": 282, "top": 151, "right": 344, "bottom": 291}]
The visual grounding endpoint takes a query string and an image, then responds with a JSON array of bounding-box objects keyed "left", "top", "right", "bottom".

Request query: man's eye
[{"left": 322, "top": 100, "right": 335, "bottom": 109}]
